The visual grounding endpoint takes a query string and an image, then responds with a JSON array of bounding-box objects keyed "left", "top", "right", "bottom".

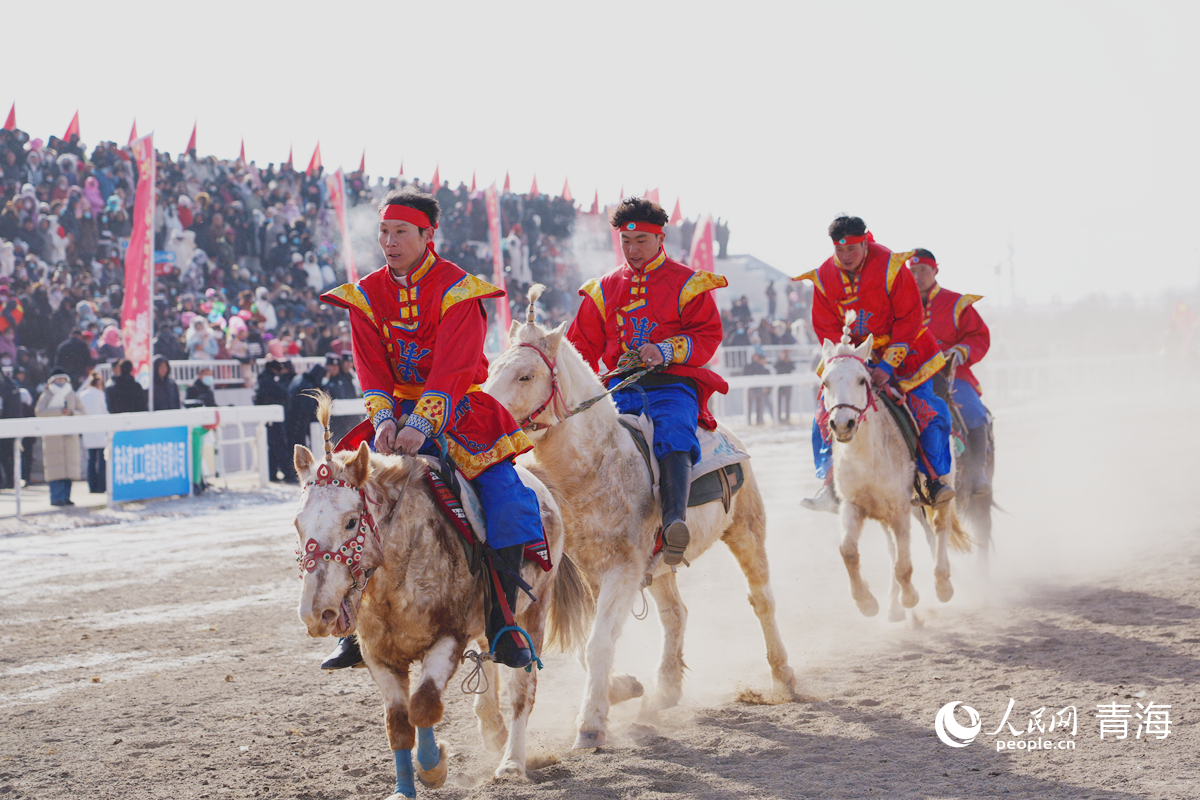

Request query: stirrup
[
  {"left": 927, "top": 479, "right": 956, "bottom": 509},
  {"left": 661, "top": 520, "right": 690, "bottom": 567}
]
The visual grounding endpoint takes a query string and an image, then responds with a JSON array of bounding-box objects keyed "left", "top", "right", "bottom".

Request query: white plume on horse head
[
  {"left": 526, "top": 283, "right": 546, "bottom": 324},
  {"left": 841, "top": 309, "right": 856, "bottom": 346}
]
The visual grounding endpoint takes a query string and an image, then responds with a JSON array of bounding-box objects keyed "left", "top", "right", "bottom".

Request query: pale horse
[
  {"left": 294, "top": 395, "right": 593, "bottom": 797},
  {"left": 818, "top": 314, "right": 972, "bottom": 622},
  {"left": 485, "top": 293, "right": 798, "bottom": 749}
]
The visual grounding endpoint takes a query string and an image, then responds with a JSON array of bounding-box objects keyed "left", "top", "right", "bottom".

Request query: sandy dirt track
[{"left": 2, "top": 385, "right": 1198, "bottom": 800}]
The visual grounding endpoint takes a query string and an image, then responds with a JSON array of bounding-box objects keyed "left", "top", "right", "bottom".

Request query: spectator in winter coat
[
  {"left": 54, "top": 329, "right": 94, "bottom": 386},
  {"left": 153, "top": 356, "right": 181, "bottom": 410},
  {"left": 35, "top": 368, "right": 86, "bottom": 506},
  {"left": 105, "top": 359, "right": 148, "bottom": 413},
  {"left": 185, "top": 368, "right": 217, "bottom": 407},
  {"left": 96, "top": 325, "right": 124, "bottom": 362},
  {"left": 76, "top": 371, "right": 109, "bottom": 493},
  {"left": 254, "top": 360, "right": 293, "bottom": 482}
]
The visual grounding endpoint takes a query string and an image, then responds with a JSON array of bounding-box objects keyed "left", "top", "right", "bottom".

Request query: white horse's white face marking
[{"left": 821, "top": 336, "right": 875, "bottom": 443}]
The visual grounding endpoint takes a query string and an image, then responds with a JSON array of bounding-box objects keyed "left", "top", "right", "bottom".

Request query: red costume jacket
[
  {"left": 566, "top": 248, "right": 728, "bottom": 430},
  {"left": 796, "top": 242, "right": 946, "bottom": 393},
  {"left": 320, "top": 248, "right": 532, "bottom": 479},
  {"left": 922, "top": 284, "right": 989, "bottom": 395}
]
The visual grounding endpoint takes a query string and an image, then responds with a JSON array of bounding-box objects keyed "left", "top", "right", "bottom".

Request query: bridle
[
  {"left": 516, "top": 343, "right": 570, "bottom": 432},
  {"left": 296, "top": 461, "right": 382, "bottom": 587},
  {"left": 823, "top": 353, "right": 879, "bottom": 427}
]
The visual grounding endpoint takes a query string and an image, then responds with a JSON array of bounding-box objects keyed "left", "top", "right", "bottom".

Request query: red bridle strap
[
  {"left": 517, "top": 343, "right": 568, "bottom": 431},
  {"left": 823, "top": 353, "right": 879, "bottom": 424},
  {"left": 296, "top": 461, "right": 381, "bottom": 583}
]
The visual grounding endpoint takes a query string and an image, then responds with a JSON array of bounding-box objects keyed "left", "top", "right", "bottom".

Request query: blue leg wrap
[
  {"left": 393, "top": 749, "right": 415, "bottom": 798},
  {"left": 416, "top": 727, "right": 439, "bottom": 772}
]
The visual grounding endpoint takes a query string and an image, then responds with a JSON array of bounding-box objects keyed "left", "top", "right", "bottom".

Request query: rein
[{"left": 517, "top": 344, "right": 663, "bottom": 432}]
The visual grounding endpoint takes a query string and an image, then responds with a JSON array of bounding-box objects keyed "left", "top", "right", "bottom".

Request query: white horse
[
  {"left": 485, "top": 296, "right": 797, "bottom": 749},
  {"left": 818, "top": 318, "right": 971, "bottom": 621},
  {"left": 294, "top": 395, "right": 592, "bottom": 796}
]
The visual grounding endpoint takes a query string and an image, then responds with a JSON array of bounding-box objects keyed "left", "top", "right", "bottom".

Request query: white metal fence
[{"left": 92, "top": 357, "right": 328, "bottom": 389}]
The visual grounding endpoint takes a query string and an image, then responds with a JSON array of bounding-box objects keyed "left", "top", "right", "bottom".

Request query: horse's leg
[
  {"left": 410, "top": 636, "right": 459, "bottom": 790},
  {"left": 370, "top": 666, "right": 417, "bottom": 799},
  {"left": 719, "top": 496, "right": 797, "bottom": 696},
  {"left": 574, "top": 568, "right": 640, "bottom": 749},
  {"left": 641, "top": 571, "right": 687, "bottom": 714},
  {"left": 839, "top": 503, "right": 878, "bottom": 616},
  {"left": 933, "top": 504, "right": 955, "bottom": 602},
  {"left": 472, "top": 656, "right": 508, "bottom": 753},
  {"left": 890, "top": 512, "right": 919, "bottom": 609},
  {"left": 883, "top": 525, "right": 906, "bottom": 623},
  {"left": 496, "top": 581, "right": 548, "bottom": 782}
]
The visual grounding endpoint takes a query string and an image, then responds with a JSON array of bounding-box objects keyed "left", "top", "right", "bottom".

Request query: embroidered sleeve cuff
[
  {"left": 405, "top": 414, "right": 434, "bottom": 438},
  {"left": 365, "top": 391, "right": 395, "bottom": 425},
  {"left": 664, "top": 335, "right": 692, "bottom": 364},
  {"left": 951, "top": 344, "right": 970, "bottom": 363},
  {"left": 656, "top": 341, "right": 675, "bottom": 365},
  {"left": 882, "top": 345, "right": 908, "bottom": 368},
  {"left": 371, "top": 408, "right": 395, "bottom": 428},
  {"left": 412, "top": 390, "right": 451, "bottom": 435}
]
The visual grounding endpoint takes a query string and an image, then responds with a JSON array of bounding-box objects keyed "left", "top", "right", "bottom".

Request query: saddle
[
  {"left": 877, "top": 391, "right": 939, "bottom": 506},
  {"left": 617, "top": 414, "right": 748, "bottom": 514}
]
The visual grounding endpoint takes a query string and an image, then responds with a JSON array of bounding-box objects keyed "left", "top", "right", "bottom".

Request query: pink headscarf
[
  {"left": 101, "top": 325, "right": 122, "bottom": 348},
  {"left": 83, "top": 177, "right": 105, "bottom": 214}
]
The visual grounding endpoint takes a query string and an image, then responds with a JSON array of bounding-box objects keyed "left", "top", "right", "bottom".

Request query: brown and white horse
[
  {"left": 294, "top": 395, "right": 592, "bottom": 797},
  {"left": 485, "top": 293, "right": 798, "bottom": 749}
]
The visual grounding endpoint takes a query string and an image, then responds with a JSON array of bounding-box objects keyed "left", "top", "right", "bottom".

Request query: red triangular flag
[
  {"left": 670, "top": 198, "right": 682, "bottom": 225},
  {"left": 503, "top": 171, "right": 510, "bottom": 192},
  {"left": 647, "top": 188, "right": 660, "bottom": 204},
  {"left": 128, "top": 119, "right": 138, "bottom": 145},
  {"left": 186, "top": 122, "right": 197, "bottom": 154},
  {"left": 399, "top": 158, "right": 404, "bottom": 176},
  {"left": 470, "top": 170, "right": 476, "bottom": 193},
  {"left": 359, "top": 150, "right": 365, "bottom": 174},
  {"left": 618, "top": 186, "right": 624, "bottom": 201},
  {"left": 306, "top": 142, "right": 322, "bottom": 176},
  {"left": 530, "top": 174, "right": 539, "bottom": 198},
  {"left": 4, "top": 104, "right": 15, "bottom": 132},
  {"left": 239, "top": 138, "right": 246, "bottom": 165},
  {"left": 590, "top": 190, "right": 599, "bottom": 215},
  {"left": 431, "top": 163, "right": 440, "bottom": 189},
  {"left": 562, "top": 178, "right": 573, "bottom": 203},
  {"left": 64, "top": 110, "right": 80, "bottom": 141}
]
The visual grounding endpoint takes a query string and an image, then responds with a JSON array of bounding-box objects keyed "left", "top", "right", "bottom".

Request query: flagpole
[{"left": 148, "top": 138, "right": 157, "bottom": 412}]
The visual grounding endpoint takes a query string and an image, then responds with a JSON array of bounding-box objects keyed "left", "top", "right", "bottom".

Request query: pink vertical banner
[
  {"left": 326, "top": 168, "right": 358, "bottom": 282},
  {"left": 608, "top": 206, "right": 624, "bottom": 266},
  {"left": 484, "top": 183, "right": 511, "bottom": 350},
  {"left": 689, "top": 214, "right": 715, "bottom": 272},
  {"left": 122, "top": 133, "right": 156, "bottom": 399}
]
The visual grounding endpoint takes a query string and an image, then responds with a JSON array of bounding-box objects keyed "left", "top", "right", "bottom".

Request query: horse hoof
[
  {"left": 608, "top": 673, "right": 644, "bottom": 704},
  {"left": 888, "top": 606, "right": 906, "bottom": 623},
  {"left": 494, "top": 760, "right": 527, "bottom": 782},
  {"left": 936, "top": 580, "right": 954, "bottom": 603},
  {"left": 901, "top": 586, "right": 920, "bottom": 609},
  {"left": 855, "top": 594, "right": 879, "bottom": 617},
  {"left": 573, "top": 729, "right": 606, "bottom": 749},
  {"left": 416, "top": 742, "right": 449, "bottom": 789}
]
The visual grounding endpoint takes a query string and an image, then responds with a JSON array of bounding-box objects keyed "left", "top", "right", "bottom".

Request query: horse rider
[
  {"left": 318, "top": 187, "right": 542, "bottom": 671},
  {"left": 797, "top": 216, "right": 956, "bottom": 513},
  {"left": 908, "top": 248, "right": 992, "bottom": 495},
  {"left": 565, "top": 197, "right": 728, "bottom": 566}
]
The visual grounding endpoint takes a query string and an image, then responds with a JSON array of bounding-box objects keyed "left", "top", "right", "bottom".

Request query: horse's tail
[
  {"left": 544, "top": 551, "right": 595, "bottom": 654},
  {"left": 922, "top": 503, "right": 974, "bottom": 554}
]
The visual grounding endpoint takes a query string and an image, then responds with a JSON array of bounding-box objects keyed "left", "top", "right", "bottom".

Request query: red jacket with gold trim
[
  {"left": 922, "top": 284, "right": 989, "bottom": 395},
  {"left": 319, "top": 248, "right": 532, "bottom": 479},
  {"left": 566, "top": 249, "right": 728, "bottom": 430},
  {"left": 795, "top": 241, "right": 946, "bottom": 393}
]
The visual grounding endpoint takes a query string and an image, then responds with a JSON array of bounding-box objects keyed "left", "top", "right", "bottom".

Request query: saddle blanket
[{"left": 618, "top": 413, "right": 749, "bottom": 503}]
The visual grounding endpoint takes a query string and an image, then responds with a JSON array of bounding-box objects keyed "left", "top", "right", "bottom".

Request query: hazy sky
[{"left": 5, "top": 0, "right": 1198, "bottom": 303}]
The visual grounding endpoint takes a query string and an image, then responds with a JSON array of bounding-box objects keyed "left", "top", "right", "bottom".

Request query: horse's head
[
  {"left": 821, "top": 334, "right": 875, "bottom": 443},
  {"left": 293, "top": 437, "right": 381, "bottom": 640},
  {"left": 485, "top": 283, "right": 591, "bottom": 435}
]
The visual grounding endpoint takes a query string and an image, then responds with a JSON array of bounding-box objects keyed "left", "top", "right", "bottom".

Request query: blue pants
[
  {"left": 49, "top": 479, "right": 72, "bottom": 504},
  {"left": 951, "top": 383, "right": 988, "bottom": 430},
  {"left": 812, "top": 380, "right": 953, "bottom": 479},
  {"left": 611, "top": 381, "right": 700, "bottom": 464},
  {"left": 397, "top": 399, "right": 543, "bottom": 550}
]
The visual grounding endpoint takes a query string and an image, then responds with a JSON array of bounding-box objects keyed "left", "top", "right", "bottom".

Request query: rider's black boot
[
  {"left": 658, "top": 451, "right": 693, "bottom": 567},
  {"left": 488, "top": 544, "right": 533, "bottom": 670},
  {"left": 321, "top": 634, "right": 364, "bottom": 670},
  {"left": 926, "top": 477, "right": 957, "bottom": 508},
  {"left": 965, "top": 425, "right": 991, "bottom": 495}
]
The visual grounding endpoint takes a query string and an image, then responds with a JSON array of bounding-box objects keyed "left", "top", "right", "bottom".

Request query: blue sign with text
[{"left": 111, "top": 426, "right": 190, "bottom": 502}]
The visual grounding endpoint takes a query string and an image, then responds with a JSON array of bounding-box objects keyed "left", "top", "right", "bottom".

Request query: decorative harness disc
[{"left": 296, "top": 462, "right": 380, "bottom": 583}]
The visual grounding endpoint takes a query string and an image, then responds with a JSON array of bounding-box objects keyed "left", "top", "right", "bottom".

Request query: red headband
[
  {"left": 380, "top": 204, "right": 436, "bottom": 230},
  {"left": 833, "top": 231, "right": 873, "bottom": 245},
  {"left": 617, "top": 221, "right": 663, "bottom": 235},
  {"left": 908, "top": 255, "right": 938, "bottom": 270}
]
